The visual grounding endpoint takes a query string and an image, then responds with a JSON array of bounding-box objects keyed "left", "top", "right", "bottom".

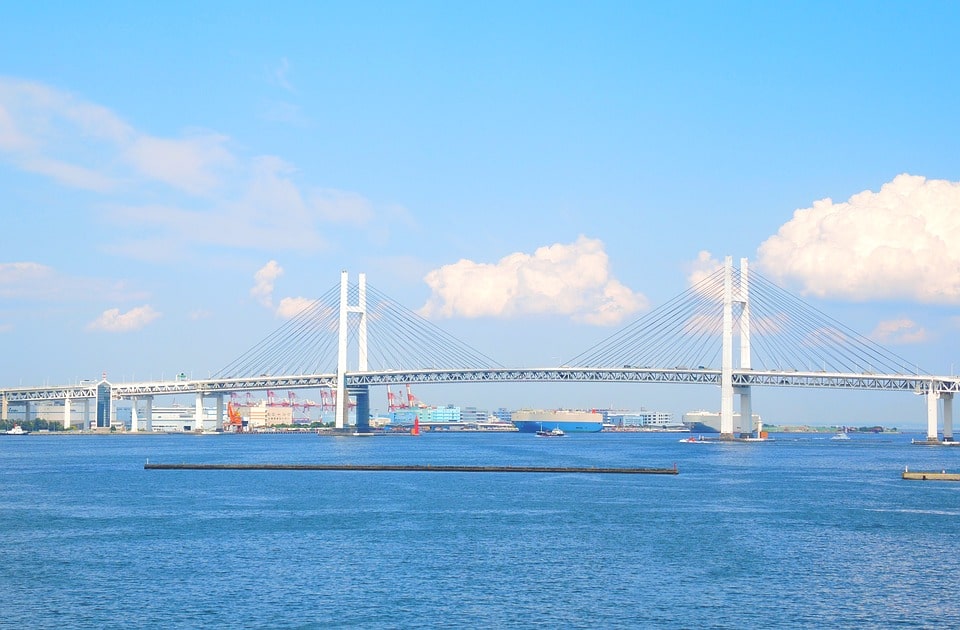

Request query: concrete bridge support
[
  {"left": 143, "top": 396, "right": 153, "bottom": 432},
  {"left": 64, "top": 397, "right": 72, "bottom": 429},
  {"left": 737, "top": 386, "right": 753, "bottom": 437},
  {"left": 215, "top": 394, "right": 224, "bottom": 431},
  {"left": 926, "top": 382, "right": 939, "bottom": 441},
  {"left": 194, "top": 392, "right": 205, "bottom": 432},
  {"left": 350, "top": 385, "right": 370, "bottom": 433},
  {"left": 943, "top": 393, "right": 953, "bottom": 442}
]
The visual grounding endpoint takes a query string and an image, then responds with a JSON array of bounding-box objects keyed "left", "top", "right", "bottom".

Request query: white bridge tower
[
  {"left": 335, "top": 271, "right": 368, "bottom": 430},
  {"left": 720, "top": 256, "right": 754, "bottom": 439}
]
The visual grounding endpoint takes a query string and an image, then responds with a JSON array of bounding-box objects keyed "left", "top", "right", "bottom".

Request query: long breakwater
[{"left": 144, "top": 462, "right": 679, "bottom": 474}]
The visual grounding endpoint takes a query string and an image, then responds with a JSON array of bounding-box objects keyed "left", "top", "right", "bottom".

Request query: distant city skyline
[{"left": 1, "top": 2, "right": 959, "bottom": 428}]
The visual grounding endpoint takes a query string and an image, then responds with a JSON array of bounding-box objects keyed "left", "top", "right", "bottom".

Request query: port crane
[{"left": 227, "top": 401, "right": 244, "bottom": 432}]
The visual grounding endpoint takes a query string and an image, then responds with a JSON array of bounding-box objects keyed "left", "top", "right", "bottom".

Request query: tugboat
[
  {"left": 536, "top": 424, "right": 565, "bottom": 437},
  {"left": 5, "top": 425, "right": 29, "bottom": 435}
]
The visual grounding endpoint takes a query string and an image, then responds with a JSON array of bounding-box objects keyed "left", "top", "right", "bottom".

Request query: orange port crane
[{"left": 227, "top": 401, "right": 244, "bottom": 432}]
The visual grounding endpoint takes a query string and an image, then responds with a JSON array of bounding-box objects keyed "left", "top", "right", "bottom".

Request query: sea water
[{"left": 1, "top": 431, "right": 958, "bottom": 629}]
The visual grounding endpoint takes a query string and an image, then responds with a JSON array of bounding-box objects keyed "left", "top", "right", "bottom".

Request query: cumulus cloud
[
  {"left": 419, "top": 236, "right": 648, "bottom": 325},
  {"left": 686, "top": 251, "right": 723, "bottom": 287},
  {"left": 869, "top": 318, "right": 929, "bottom": 344},
  {"left": 757, "top": 174, "right": 960, "bottom": 303},
  {"left": 251, "top": 261, "right": 283, "bottom": 307},
  {"left": 276, "top": 296, "right": 317, "bottom": 319},
  {"left": 249, "top": 263, "right": 328, "bottom": 320},
  {"left": 87, "top": 305, "right": 161, "bottom": 332}
]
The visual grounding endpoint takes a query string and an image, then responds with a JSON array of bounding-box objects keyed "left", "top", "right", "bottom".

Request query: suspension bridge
[{"left": 2, "top": 257, "right": 958, "bottom": 442}]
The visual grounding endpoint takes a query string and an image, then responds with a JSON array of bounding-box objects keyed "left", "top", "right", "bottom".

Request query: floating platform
[
  {"left": 910, "top": 438, "right": 960, "bottom": 446},
  {"left": 902, "top": 469, "right": 960, "bottom": 481},
  {"left": 144, "top": 463, "right": 678, "bottom": 474}
]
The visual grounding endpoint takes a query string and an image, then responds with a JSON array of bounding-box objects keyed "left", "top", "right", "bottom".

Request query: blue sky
[{"left": 2, "top": 2, "right": 959, "bottom": 427}]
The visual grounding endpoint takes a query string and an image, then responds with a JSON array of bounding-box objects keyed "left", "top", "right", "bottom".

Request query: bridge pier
[
  {"left": 143, "top": 396, "right": 153, "bottom": 432},
  {"left": 737, "top": 386, "right": 753, "bottom": 437},
  {"left": 944, "top": 393, "right": 953, "bottom": 441},
  {"left": 215, "top": 394, "right": 224, "bottom": 432},
  {"left": 194, "top": 392, "right": 205, "bottom": 432},
  {"left": 130, "top": 398, "right": 138, "bottom": 432},
  {"left": 63, "top": 396, "right": 72, "bottom": 429},
  {"left": 350, "top": 385, "right": 370, "bottom": 433},
  {"left": 926, "top": 382, "right": 939, "bottom": 441}
]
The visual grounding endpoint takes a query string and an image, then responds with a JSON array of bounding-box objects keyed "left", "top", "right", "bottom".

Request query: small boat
[
  {"left": 831, "top": 430, "right": 851, "bottom": 441},
  {"left": 536, "top": 426, "right": 565, "bottom": 437},
  {"left": 5, "top": 425, "right": 29, "bottom": 435},
  {"left": 679, "top": 435, "right": 707, "bottom": 443}
]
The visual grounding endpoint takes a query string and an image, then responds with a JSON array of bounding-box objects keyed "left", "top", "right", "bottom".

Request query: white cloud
[
  {"left": 0, "top": 77, "right": 403, "bottom": 260},
  {"left": 87, "top": 305, "right": 161, "bottom": 332},
  {"left": 251, "top": 261, "right": 283, "bottom": 307},
  {"left": 0, "top": 261, "right": 141, "bottom": 302},
  {"left": 870, "top": 318, "right": 929, "bottom": 344},
  {"left": 419, "top": 236, "right": 648, "bottom": 325},
  {"left": 0, "top": 77, "right": 227, "bottom": 194},
  {"left": 275, "top": 296, "right": 316, "bottom": 319},
  {"left": 0, "top": 261, "right": 54, "bottom": 288},
  {"left": 686, "top": 250, "right": 723, "bottom": 287},
  {"left": 0, "top": 103, "right": 31, "bottom": 151},
  {"left": 757, "top": 174, "right": 960, "bottom": 303},
  {"left": 20, "top": 156, "right": 116, "bottom": 192},
  {"left": 125, "top": 133, "right": 233, "bottom": 194}
]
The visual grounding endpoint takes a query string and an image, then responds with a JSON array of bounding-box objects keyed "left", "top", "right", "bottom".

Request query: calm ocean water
[{"left": 1, "top": 431, "right": 958, "bottom": 629}]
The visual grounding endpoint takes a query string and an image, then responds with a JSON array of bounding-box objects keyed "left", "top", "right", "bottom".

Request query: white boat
[
  {"left": 5, "top": 425, "right": 29, "bottom": 435},
  {"left": 831, "top": 430, "right": 851, "bottom": 441},
  {"left": 536, "top": 427, "right": 565, "bottom": 437}
]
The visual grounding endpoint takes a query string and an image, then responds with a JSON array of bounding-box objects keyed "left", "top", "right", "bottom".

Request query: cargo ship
[{"left": 511, "top": 409, "right": 603, "bottom": 433}]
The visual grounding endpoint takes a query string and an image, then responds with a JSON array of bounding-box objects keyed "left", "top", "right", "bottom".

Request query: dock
[
  {"left": 144, "top": 463, "right": 678, "bottom": 474},
  {"left": 902, "top": 469, "right": 960, "bottom": 481}
]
